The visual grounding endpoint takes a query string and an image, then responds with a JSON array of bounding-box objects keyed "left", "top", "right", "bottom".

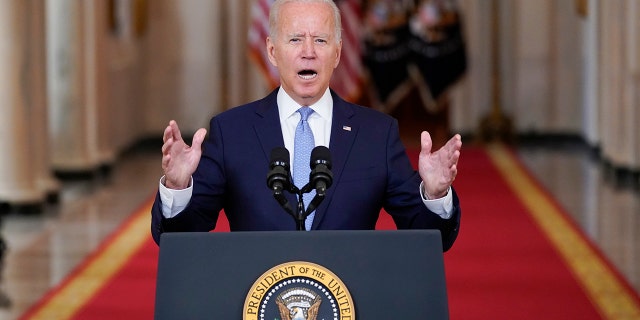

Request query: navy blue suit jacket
[{"left": 151, "top": 89, "right": 461, "bottom": 250}]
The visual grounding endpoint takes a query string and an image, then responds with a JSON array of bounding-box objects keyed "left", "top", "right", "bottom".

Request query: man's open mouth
[{"left": 298, "top": 69, "right": 318, "bottom": 80}]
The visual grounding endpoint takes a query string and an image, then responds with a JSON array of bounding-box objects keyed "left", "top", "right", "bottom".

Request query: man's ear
[
  {"left": 333, "top": 39, "right": 342, "bottom": 68},
  {"left": 266, "top": 37, "right": 278, "bottom": 67}
]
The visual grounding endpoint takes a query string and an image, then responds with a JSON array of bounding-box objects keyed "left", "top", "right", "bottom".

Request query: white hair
[{"left": 268, "top": 0, "right": 342, "bottom": 43}]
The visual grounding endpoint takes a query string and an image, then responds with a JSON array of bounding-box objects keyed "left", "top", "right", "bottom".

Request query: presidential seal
[{"left": 243, "top": 261, "right": 355, "bottom": 320}]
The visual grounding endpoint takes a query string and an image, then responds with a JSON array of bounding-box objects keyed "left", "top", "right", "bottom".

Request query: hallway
[
  {"left": 0, "top": 0, "right": 638, "bottom": 318},
  {"left": 0, "top": 144, "right": 163, "bottom": 320}
]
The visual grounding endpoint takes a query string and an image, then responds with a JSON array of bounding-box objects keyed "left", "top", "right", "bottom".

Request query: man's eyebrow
[
  {"left": 286, "top": 32, "right": 305, "bottom": 37},
  {"left": 286, "top": 33, "right": 331, "bottom": 38}
]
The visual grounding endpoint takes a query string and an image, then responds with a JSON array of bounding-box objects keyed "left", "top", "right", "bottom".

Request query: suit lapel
[
  {"left": 311, "top": 91, "right": 358, "bottom": 229},
  {"left": 254, "top": 89, "right": 286, "bottom": 159},
  {"left": 253, "top": 89, "right": 299, "bottom": 212}
]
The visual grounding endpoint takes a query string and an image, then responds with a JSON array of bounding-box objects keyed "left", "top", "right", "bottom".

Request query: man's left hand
[{"left": 418, "top": 132, "right": 462, "bottom": 199}]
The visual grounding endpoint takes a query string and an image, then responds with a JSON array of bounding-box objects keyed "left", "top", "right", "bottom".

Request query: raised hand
[
  {"left": 418, "top": 131, "right": 462, "bottom": 199},
  {"left": 161, "top": 120, "right": 207, "bottom": 189}
]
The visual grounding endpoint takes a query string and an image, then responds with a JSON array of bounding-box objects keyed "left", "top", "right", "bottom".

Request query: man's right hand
[{"left": 161, "top": 120, "right": 207, "bottom": 189}]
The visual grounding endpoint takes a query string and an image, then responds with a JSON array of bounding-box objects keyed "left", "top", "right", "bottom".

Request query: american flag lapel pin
[{"left": 343, "top": 125, "right": 351, "bottom": 132}]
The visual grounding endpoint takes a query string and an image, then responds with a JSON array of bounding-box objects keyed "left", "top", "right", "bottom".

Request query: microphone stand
[
  {"left": 269, "top": 181, "right": 319, "bottom": 231},
  {"left": 282, "top": 184, "right": 325, "bottom": 231},
  {"left": 295, "top": 191, "right": 306, "bottom": 231}
]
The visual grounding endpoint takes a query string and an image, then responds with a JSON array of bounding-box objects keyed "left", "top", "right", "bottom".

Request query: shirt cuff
[
  {"left": 159, "top": 176, "right": 193, "bottom": 218},
  {"left": 419, "top": 182, "right": 454, "bottom": 219}
]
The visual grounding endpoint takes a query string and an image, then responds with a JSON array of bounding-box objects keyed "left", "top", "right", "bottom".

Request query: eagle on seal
[{"left": 276, "top": 298, "right": 322, "bottom": 320}]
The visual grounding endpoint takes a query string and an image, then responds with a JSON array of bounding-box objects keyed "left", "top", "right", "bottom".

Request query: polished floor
[
  {"left": 0, "top": 145, "right": 164, "bottom": 320},
  {"left": 0, "top": 128, "right": 638, "bottom": 319}
]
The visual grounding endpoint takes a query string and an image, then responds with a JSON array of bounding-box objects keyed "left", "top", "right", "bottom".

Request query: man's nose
[{"left": 301, "top": 39, "right": 316, "bottom": 57}]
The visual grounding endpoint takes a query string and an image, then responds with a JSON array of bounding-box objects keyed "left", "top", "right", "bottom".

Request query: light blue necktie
[{"left": 294, "top": 107, "right": 315, "bottom": 231}]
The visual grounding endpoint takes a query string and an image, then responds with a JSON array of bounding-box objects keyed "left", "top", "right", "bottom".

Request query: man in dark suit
[{"left": 151, "top": 0, "right": 462, "bottom": 251}]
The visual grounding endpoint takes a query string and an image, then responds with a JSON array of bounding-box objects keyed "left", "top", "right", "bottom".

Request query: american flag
[
  {"left": 248, "top": 0, "right": 279, "bottom": 89},
  {"left": 333, "top": 0, "right": 363, "bottom": 102},
  {"left": 248, "top": 0, "right": 363, "bottom": 102}
]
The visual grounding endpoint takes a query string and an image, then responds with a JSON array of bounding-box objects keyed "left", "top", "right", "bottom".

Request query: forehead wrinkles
[{"left": 278, "top": 3, "right": 335, "bottom": 39}]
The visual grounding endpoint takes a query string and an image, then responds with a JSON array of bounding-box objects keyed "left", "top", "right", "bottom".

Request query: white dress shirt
[{"left": 159, "top": 87, "right": 453, "bottom": 220}]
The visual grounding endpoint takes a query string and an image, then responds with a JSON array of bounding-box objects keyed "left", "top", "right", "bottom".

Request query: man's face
[{"left": 266, "top": 1, "right": 342, "bottom": 106}]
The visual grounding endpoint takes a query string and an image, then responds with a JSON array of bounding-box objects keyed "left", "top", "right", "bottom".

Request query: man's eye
[
  {"left": 316, "top": 39, "right": 327, "bottom": 44},
  {"left": 289, "top": 38, "right": 301, "bottom": 43}
]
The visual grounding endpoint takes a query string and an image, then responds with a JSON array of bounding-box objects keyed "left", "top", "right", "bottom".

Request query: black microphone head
[
  {"left": 310, "top": 146, "right": 331, "bottom": 169},
  {"left": 270, "top": 147, "right": 290, "bottom": 170},
  {"left": 267, "top": 147, "right": 292, "bottom": 191}
]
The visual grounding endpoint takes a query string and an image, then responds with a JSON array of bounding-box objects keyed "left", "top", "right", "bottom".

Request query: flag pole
[{"left": 479, "top": 0, "right": 513, "bottom": 143}]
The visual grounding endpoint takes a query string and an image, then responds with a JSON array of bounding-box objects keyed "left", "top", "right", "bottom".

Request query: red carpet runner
[{"left": 20, "top": 144, "right": 640, "bottom": 319}]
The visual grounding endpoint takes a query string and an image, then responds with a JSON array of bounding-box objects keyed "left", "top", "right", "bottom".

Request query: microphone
[
  {"left": 307, "top": 146, "right": 333, "bottom": 196},
  {"left": 267, "top": 147, "right": 295, "bottom": 218},
  {"left": 266, "top": 147, "right": 291, "bottom": 193}
]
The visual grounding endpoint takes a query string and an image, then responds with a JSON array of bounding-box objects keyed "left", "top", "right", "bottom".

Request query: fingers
[
  {"left": 161, "top": 126, "right": 173, "bottom": 155},
  {"left": 161, "top": 121, "right": 180, "bottom": 173},
  {"left": 449, "top": 159, "right": 458, "bottom": 177},
  {"left": 420, "top": 131, "right": 433, "bottom": 155},
  {"left": 447, "top": 134, "right": 462, "bottom": 179},
  {"left": 451, "top": 134, "right": 462, "bottom": 150},
  {"left": 169, "top": 120, "right": 183, "bottom": 142},
  {"left": 444, "top": 134, "right": 462, "bottom": 153},
  {"left": 191, "top": 128, "right": 208, "bottom": 153},
  {"left": 162, "top": 120, "right": 207, "bottom": 155},
  {"left": 162, "top": 124, "right": 173, "bottom": 144},
  {"left": 162, "top": 120, "right": 181, "bottom": 149},
  {"left": 452, "top": 134, "right": 462, "bottom": 158},
  {"left": 162, "top": 120, "right": 187, "bottom": 154},
  {"left": 419, "top": 131, "right": 463, "bottom": 173},
  {"left": 444, "top": 134, "right": 462, "bottom": 163},
  {"left": 161, "top": 152, "right": 171, "bottom": 171}
]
